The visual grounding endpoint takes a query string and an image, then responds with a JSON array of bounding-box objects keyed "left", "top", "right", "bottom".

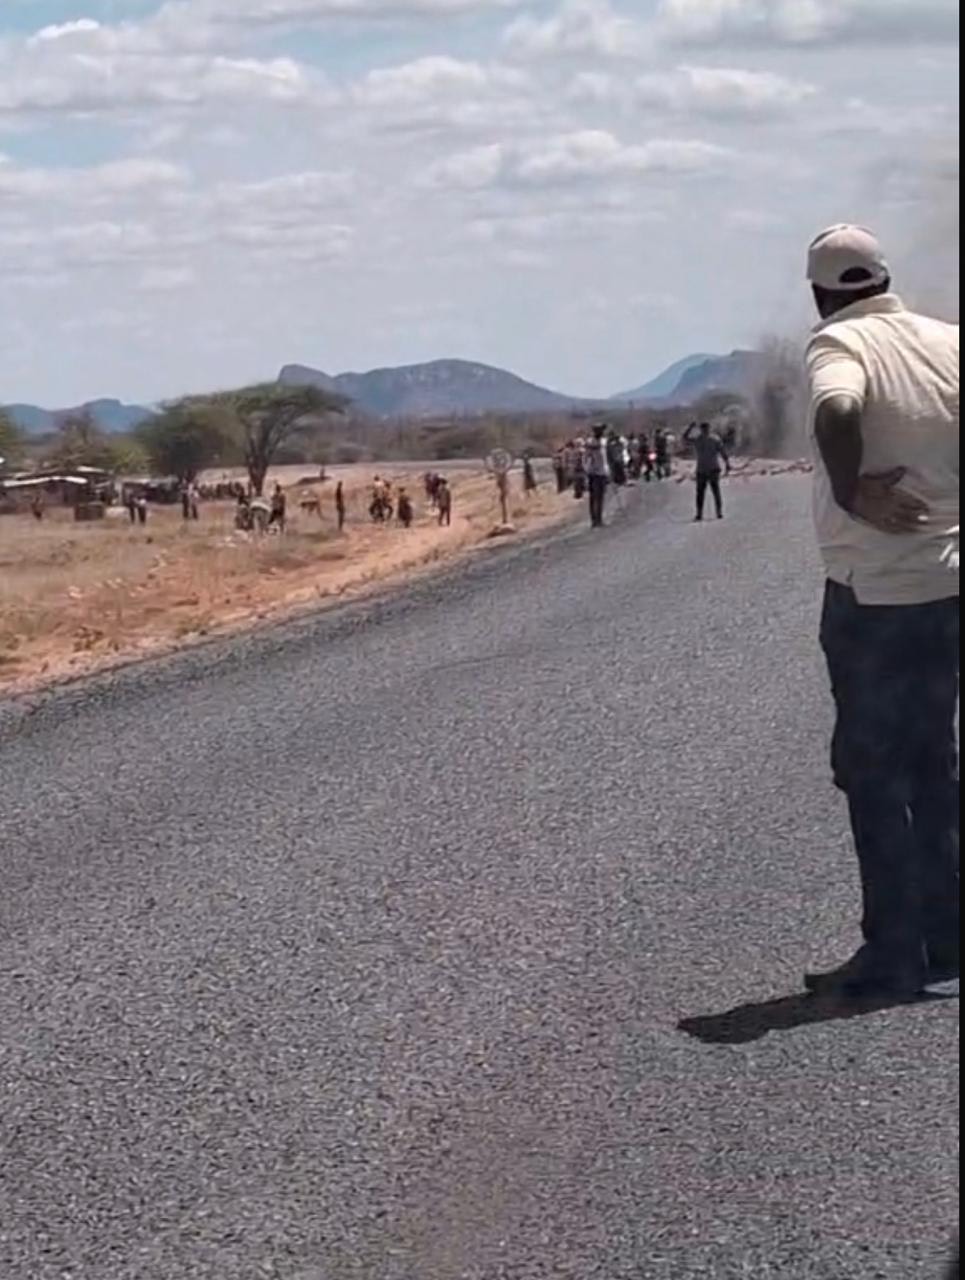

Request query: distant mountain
[
  {"left": 278, "top": 358, "right": 591, "bottom": 417},
  {"left": 612, "top": 351, "right": 767, "bottom": 408},
  {"left": 4, "top": 398, "right": 156, "bottom": 436},
  {"left": 670, "top": 351, "right": 767, "bottom": 404},
  {"left": 276, "top": 365, "right": 340, "bottom": 395},
  {"left": 612, "top": 354, "right": 715, "bottom": 404},
  {"left": 6, "top": 349, "right": 769, "bottom": 437}
]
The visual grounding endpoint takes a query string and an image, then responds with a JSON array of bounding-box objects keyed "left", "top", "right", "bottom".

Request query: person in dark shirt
[
  {"left": 269, "top": 482, "right": 287, "bottom": 532},
  {"left": 654, "top": 427, "right": 672, "bottom": 480},
  {"left": 437, "top": 478, "right": 452, "bottom": 526},
  {"left": 584, "top": 424, "right": 610, "bottom": 529},
  {"left": 685, "top": 421, "right": 731, "bottom": 521},
  {"left": 397, "top": 488, "right": 414, "bottom": 528}
]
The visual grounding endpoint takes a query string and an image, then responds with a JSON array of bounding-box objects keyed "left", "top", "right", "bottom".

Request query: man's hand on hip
[{"left": 851, "top": 468, "right": 930, "bottom": 534}]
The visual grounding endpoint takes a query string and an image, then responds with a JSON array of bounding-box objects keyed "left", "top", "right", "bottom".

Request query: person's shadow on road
[{"left": 678, "top": 988, "right": 957, "bottom": 1045}]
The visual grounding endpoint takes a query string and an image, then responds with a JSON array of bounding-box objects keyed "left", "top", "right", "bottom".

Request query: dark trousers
[
  {"left": 588, "top": 475, "right": 608, "bottom": 527},
  {"left": 696, "top": 470, "right": 723, "bottom": 519},
  {"left": 820, "top": 581, "right": 960, "bottom": 968}
]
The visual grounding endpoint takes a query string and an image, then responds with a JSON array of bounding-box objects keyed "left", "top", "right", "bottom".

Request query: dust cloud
[{"left": 749, "top": 142, "right": 959, "bottom": 457}]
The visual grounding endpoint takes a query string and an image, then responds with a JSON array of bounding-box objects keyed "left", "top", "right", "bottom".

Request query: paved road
[{"left": 1, "top": 476, "right": 958, "bottom": 1280}]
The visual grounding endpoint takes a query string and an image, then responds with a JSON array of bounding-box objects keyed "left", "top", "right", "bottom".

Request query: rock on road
[{"left": 0, "top": 476, "right": 958, "bottom": 1280}]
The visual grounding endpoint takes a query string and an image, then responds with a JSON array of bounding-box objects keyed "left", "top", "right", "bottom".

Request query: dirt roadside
[
  {"left": 0, "top": 459, "right": 812, "bottom": 698},
  {"left": 0, "top": 463, "right": 581, "bottom": 697}
]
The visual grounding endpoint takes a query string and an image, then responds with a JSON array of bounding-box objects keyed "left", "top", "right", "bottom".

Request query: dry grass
[{"left": 0, "top": 463, "right": 573, "bottom": 691}]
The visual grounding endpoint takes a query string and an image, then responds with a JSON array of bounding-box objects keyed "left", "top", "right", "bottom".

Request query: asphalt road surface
[{"left": 1, "top": 475, "right": 959, "bottom": 1280}]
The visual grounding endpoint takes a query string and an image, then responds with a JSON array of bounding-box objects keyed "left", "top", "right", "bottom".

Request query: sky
[{"left": 0, "top": 0, "right": 959, "bottom": 406}]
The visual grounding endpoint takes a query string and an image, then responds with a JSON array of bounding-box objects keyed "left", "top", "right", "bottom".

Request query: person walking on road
[
  {"left": 335, "top": 480, "right": 346, "bottom": 532},
  {"left": 685, "top": 421, "right": 731, "bottom": 521},
  {"left": 584, "top": 424, "right": 610, "bottom": 529},
  {"left": 607, "top": 430, "right": 628, "bottom": 490},
  {"left": 803, "top": 224, "right": 960, "bottom": 999}
]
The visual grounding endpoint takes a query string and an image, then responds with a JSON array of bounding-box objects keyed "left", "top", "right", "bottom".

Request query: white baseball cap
[{"left": 807, "top": 224, "right": 890, "bottom": 292}]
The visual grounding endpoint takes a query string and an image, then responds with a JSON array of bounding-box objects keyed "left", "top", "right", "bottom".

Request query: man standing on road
[
  {"left": 804, "top": 224, "right": 960, "bottom": 998},
  {"left": 684, "top": 421, "right": 731, "bottom": 521},
  {"left": 584, "top": 424, "right": 610, "bottom": 528}
]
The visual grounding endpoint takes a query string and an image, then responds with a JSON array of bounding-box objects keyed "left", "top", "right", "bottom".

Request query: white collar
[{"left": 812, "top": 292, "right": 905, "bottom": 334}]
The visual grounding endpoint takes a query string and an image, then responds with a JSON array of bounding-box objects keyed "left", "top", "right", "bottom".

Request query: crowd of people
[
  {"left": 551, "top": 421, "right": 732, "bottom": 527},
  {"left": 553, "top": 426, "right": 676, "bottom": 504},
  {"left": 364, "top": 473, "right": 452, "bottom": 528}
]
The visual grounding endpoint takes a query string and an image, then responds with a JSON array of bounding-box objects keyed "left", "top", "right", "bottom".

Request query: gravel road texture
[{"left": 0, "top": 473, "right": 958, "bottom": 1280}]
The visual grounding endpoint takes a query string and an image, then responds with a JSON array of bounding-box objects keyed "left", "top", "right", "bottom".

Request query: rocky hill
[
  {"left": 4, "top": 398, "right": 155, "bottom": 436},
  {"left": 278, "top": 359, "right": 592, "bottom": 417}
]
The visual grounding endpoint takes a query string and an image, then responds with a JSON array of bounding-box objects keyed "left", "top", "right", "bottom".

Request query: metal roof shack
[{"left": 0, "top": 471, "right": 107, "bottom": 514}]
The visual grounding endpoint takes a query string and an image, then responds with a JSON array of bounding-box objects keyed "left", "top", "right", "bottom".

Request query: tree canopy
[
  {"left": 200, "top": 383, "right": 346, "bottom": 494},
  {"left": 43, "top": 412, "right": 146, "bottom": 475},
  {"left": 137, "top": 402, "right": 239, "bottom": 483}
]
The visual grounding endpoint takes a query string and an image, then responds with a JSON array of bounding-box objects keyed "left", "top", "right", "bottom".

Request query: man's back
[
  {"left": 692, "top": 432, "right": 726, "bottom": 474},
  {"left": 584, "top": 438, "right": 609, "bottom": 477},
  {"left": 807, "top": 295, "right": 959, "bottom": 604}
]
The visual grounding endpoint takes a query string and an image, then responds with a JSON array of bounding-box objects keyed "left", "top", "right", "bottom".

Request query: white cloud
[
  {"left": 1, "top": 15, "right": 324, "bottom": 117},
  {"left": 0, "top": 221, "right": 164, "bottom": 269},
  {"left": 0, "top": 161, "right": 355, "bottom": 282},
  {"left": 356, "top": 56, "right": 493, "bottom": 106},
  {"left": 426, "top": 130, "right": 732, "bottom": 188},
  {"left": 348, "top": 55, "right": 535, "bottom": 134},
  {"left": 0, "top": 158, "right": 187, "bottom": 201},
  {"left": 516, "top": 131, "right": 731, "bottom": 183},
  {"left": 428, "top": 142, "right": 506, "bottom": 188},
  {"left": 505, "top": 0, "right": 649, "bottom": 58},
  {"left": 221, "top": 221, "right": 354, "bottom": 261},
  {"left": 466, "top": 202, "right": 663, "bottom": 247},
  {"left": 139, "top": 266, "right": 198, "bottom": 292},
  {"left": 567, "top": 64, "right": 815, "bottom": 117},
  {"left": 27, "top": 19, "right": 103, "bottom": 45},
  {"left": 659, "top": 0, "right": 959, "bottom": 46},
  {"left": 638, "top": 65, "right": 815, "bottom": 116},
  {"left": 166, "top": 0, "right": 523, "bottom": 26},
  {"left": 213, "top": 171, "right": 355, "bottom": 210}
]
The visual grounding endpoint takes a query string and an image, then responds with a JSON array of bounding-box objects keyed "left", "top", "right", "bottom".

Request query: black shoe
[{"left": 804, "top": 946, "right": 926, "bottom": 999}]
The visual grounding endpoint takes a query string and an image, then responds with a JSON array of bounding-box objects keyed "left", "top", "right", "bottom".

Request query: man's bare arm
[
  {"left": 814, "top": 394, "right": 863, "bottom": 512},
  {"left": 815, "top": 394, "right": 929, "bottom": 533}
]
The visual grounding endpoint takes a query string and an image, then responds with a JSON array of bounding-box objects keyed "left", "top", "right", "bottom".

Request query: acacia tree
[
  {"left": 45, "top": 411, "right": 146, "bottom": 474},
  {"left": 137, "top": 402, "right": 239, "bottom": 483},
  {"left": 205, "top": 383, "right": 346, "bottom": 495}
]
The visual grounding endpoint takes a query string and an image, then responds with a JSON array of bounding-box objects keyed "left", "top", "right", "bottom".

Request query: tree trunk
[{"left": 249, "top": 460, "right": 267, "bottom": 496}]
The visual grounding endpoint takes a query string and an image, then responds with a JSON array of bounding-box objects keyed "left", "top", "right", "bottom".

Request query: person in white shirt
[
  {"left": 803, "top": 224, "right": 959, "bottom": 998},
  {"left": 583, "top": 424, "right": 611, "bottom": 528}
]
